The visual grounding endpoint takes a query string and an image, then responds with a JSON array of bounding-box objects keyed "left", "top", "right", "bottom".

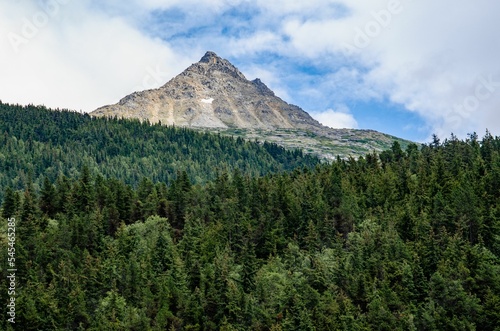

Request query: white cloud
[
  {"left": 1, "top": 0, "right": 499, "bottom": 140},
  {"left": 281, "top": 0, "right": 500, "bottom": 138},
  {"left": 311, "top": 106, "right": 358, "bottom": 129},
  {"left": 0, "top": 0, "right": 190, "bottom": 111},
  {"left": 226, "top": 32, "right": 282, "bottom": 57}
]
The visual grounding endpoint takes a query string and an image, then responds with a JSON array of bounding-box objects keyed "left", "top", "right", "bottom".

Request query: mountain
[
  {"left": 93, "top": 51, "right": 321, "bottom": 130},
  {"left": 92, "top": 51, "right": 410, "bottom": 159}
]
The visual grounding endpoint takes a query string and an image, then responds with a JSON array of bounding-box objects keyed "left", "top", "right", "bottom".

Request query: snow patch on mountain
[{"left": 201, "top": 98, "right": 214, "bottom": 104}]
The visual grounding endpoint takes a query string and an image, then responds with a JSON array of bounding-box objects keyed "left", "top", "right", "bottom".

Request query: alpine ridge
[{"left": 92, "top": 51, "right": 322, "bottom": 130}]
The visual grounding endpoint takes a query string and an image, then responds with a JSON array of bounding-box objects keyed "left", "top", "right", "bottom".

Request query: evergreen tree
[
  {"left": 0, "top": 129, "right": 499, "bottom": 330},
  {"left": 39, "top": 176, "right": 56, "bottom": 218},
  {"left": 1, "top": 186, "right": 19, "bottom": 218}
]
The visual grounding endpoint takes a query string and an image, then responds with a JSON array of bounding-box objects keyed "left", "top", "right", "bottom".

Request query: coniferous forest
[
  {"left": 0, "top": 102, "right": 318, "bottom": 201},
  {"left": 1, "top": 103, "right": 500, "bottom": 330}
]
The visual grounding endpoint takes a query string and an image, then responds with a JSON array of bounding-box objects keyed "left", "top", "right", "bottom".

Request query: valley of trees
[{"left": 1, "top": 103, "right": 500, "bottom": 330}]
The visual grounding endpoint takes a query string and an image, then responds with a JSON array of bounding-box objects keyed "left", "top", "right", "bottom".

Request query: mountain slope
[
  {"left": 93, "top": 51, "right": 320, "bottom": 130},
  {"left": 2, "top": 132, "right": 499, "bottom": 330},
  {"left": 92, "top": 51, "right": 412, "bottom": 159},
  {"left": 0, "top": 102, "right": 319, "bottom": 199}
]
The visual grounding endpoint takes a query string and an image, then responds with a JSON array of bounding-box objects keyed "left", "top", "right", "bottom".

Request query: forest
[
  {"left": 1, "top": 103, "right": 500, "bottom": 330},
  {"left": 0, "top": 102, "right": 318, "bottom": 200}
]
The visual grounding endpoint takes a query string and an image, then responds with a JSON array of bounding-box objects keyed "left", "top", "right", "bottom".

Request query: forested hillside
[
  {"left": 1, "top": 131, "right": 499, "bottom": 330},
  {"left": 0, "top": 102, "right": 318, "bottom": 200}
]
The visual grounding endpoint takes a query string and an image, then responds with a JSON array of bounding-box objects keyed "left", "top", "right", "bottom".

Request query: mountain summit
[
  {"left": 92, "top": 51, "right": 322, "bottom": 130},
  {"left": 92, "top": 51, "right": 410, "bottom": 159}
]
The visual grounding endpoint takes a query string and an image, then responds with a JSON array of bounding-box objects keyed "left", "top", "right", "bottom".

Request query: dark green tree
[{"left": 1, "top": 186, "right": 19, "bottom": 219}]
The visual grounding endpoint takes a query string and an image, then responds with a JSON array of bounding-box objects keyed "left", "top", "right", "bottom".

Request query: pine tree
[
  {"left": 39, "top": 176, "right": 56, "bottom": 218},
  {"left": 74, "top": 165, "right": 95, "bottom": 213},
  {"left": 1, "top": 186, "right": 19, "bottom": 219}
]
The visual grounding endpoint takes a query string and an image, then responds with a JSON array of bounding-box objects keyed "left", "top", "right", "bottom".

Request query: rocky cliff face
[{"left": 92, "top": 51, "right": 322, "bottom": 130}]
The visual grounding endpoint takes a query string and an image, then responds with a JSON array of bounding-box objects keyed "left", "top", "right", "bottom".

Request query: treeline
[
  {"left": 1, "top": 132, "right": 499, "bottom": 330},
  {"left": 0, "top": 102, "right": 319, "bottom": 200}
]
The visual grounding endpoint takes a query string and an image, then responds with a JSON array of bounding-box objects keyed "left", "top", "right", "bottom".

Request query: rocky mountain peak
[
  {"left": 200, "top": 51, "right": 222, "bottom": 64},
  {"left": 92, "top": 51, "right": 323, "bottom": 130},
  {"left": 252, "top": 78, "right": 275, "bottom": 97},
  {"left": 182, "top": 51, "right": 247, "bottom": 81}
]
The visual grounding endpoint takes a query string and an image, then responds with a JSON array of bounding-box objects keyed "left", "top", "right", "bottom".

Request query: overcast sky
[{"left": 1, "top": 0, "right": 499, "bottom": 142}]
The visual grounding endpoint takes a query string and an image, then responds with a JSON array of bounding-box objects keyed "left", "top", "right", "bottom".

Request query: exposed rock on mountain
[
  {"left": 92, "top": 51, "right": 411, "bottom": 159},
  {"left": 93, "top": 51, "right": 322, "bottom": 131}
]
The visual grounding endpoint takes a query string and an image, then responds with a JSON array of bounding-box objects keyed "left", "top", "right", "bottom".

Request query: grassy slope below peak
[{"left": 194, "top": 127, "right": 413, "bottom": 160}]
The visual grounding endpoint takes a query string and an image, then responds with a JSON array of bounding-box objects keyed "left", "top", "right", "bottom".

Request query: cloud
[
  {"left": 311, "top": 106, "right": 358, "bottom": 129},
  {"left": 0, "top": 0, "right": 190, "bottom": 111},
  {"left": 281, "top": 0, "right": 500, "bottom": 138},
  {"left": 1, "top": 0, "right": 499, "bottom": 140}
]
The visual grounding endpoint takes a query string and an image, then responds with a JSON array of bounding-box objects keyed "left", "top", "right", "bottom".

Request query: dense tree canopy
[
  {"left": 1, "top": 103, "right": 500, "bottom": 330},
  {"left": 0, "top": 102, "right": 318, "bottom": 201}
]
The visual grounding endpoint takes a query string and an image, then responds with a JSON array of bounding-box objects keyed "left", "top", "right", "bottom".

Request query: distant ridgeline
[{"left": 0, "top": 102, "right": 320, "bottom": 199}]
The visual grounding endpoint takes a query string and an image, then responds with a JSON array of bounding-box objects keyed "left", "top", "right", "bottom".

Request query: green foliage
[
  {"left": 1, "top": 186, "right": 19, "bottom": 219},
  {"left": 1, "top": 110, "right": 500, "bottom": 330},
  {"left": 0, "top": 102, "right": 319, "bottom": 200}
]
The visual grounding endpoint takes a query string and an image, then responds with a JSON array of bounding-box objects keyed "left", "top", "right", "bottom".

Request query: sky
[{"left": 1, "top": 0, "right": 500, "bottom": 142}]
